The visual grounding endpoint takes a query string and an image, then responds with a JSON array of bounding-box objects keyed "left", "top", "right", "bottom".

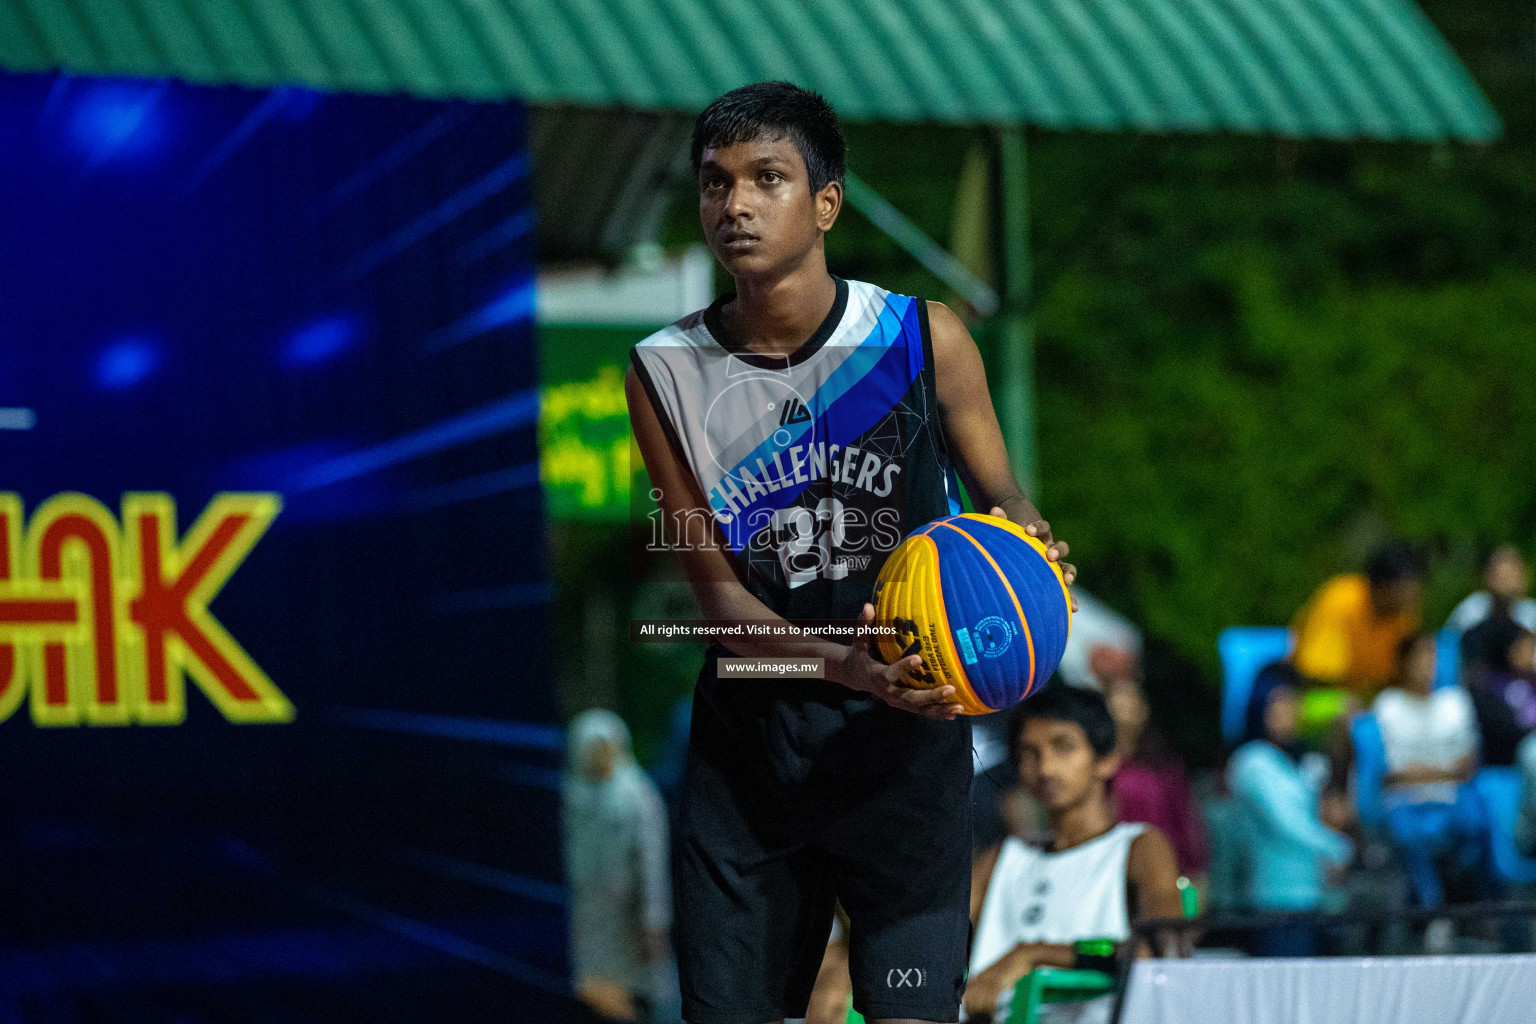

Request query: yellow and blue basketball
[{"left": 871, "top": 513, "right": 1072, "bottom": 715}]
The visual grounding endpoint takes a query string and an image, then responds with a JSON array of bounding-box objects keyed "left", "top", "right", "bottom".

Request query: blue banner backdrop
[{"left": 0, "top": 72, "right": 566, "bottom": 1020}]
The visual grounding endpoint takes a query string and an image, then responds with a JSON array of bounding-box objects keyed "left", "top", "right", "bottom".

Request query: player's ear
[
  {"left": 1096, "top": 749, "right": 1122, "bottom": 783},
  {"left": 815, "top": 179, "right": 843, "bottom": 232}
]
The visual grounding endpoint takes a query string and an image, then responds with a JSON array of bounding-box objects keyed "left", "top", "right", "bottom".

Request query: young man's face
[
  {"left": 1370, "top": 577, "right": 1423, "bottom": 618},
  {"left": 1487, "top": 548, "right": 1529, "bottom": 604},
  {"left": 1015, "top": 716, "right": 1118, "bottom": 813},
  {"left": 697, "top": 134, "right": 840, "bottom": 280},
  {"left": 1400, "top": 638, "right": 1437, "bottom": 695}
]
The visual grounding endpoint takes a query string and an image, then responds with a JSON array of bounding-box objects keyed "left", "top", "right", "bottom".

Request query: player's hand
[
  {"left": 962, "top": 946, "right": 1035, "bottom": 1019},
  {"left": 839, "top": 603, "right": 965, "bottom": 721},
  {"left": 990, "top": 506, "right": 1078, "bottom": 611}
]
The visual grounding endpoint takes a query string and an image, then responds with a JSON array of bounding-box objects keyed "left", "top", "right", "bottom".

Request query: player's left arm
[
  {"left": 1126, "top": 828, "right": 1187, "bottom": 958},
  {"left": 928, "top": 301, "right": 1077, "bottom": 594}
]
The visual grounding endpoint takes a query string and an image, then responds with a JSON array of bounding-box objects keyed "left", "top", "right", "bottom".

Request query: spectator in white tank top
[
  {"left": 964, "top": 686, "right": 1184, "bottom": 1024},
  {"left": 1373, "top": 633, "right": 1490, "bottom": 911}
]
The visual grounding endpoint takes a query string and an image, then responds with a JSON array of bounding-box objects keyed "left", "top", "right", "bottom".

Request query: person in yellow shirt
[{"left": 1290, "top": 541, "right": 1426, "bottom": 733}]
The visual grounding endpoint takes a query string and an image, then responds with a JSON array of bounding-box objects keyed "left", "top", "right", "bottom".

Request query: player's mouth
[{"left": 720, "top": 231, "right": 760, "bottom": 252}]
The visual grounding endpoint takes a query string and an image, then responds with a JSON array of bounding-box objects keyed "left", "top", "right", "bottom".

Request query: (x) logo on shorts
[{"left": 886, "top": 967, "right": 926, "bottom": 988}]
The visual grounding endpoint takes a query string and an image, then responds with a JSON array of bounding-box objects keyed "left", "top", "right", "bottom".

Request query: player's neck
[
  {"left": 1045, "top": 792, "right": 1117, "bottom": 853},
  {"left": 721, "top": 255, "right": 838, "bottom": 357}
]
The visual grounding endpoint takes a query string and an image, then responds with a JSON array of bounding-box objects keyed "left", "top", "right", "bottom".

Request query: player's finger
[
  {"left": 852, "top": 602, "right": 875, "bottom": 651},
  {"left": 884, "top": 654, "right": 924, "bottom": 684},
  {"left": 1048, "top": 539, "right": 1070, "bottom": 561},
  {"left": 989, "top": 505, "right": 1008, "bottom": 521},
  {"left": 1061, "top": 562, "right": 1078, "bottom": 585},
  {"left": 894, "top": 684, "right": 957, "bottom": 708},
  {"left": 1026, "top": 519, "right": 1051, "bottom": 542}
]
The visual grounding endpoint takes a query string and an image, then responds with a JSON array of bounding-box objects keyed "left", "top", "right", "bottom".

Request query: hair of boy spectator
[
  {"left": 1367, "top": 540, "right": 1427, "bottom": 587},
  {"left": 1487, "top": 543, "right": 1524, "bottom": 568},
  {"left": 691, "top": 82, "right": 847, "bottom": 194},
  {"left": 1007, "top": 683, "right": 1119, "bottom": 768}
]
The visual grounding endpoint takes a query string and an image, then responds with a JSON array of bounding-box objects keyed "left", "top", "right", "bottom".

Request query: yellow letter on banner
[{"left": 121, "top": 492, "right": 293, "bottom": 725}]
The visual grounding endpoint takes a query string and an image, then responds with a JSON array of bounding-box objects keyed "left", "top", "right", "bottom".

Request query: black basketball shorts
[{"left": 673, "top": 662, "right": 974, "bottom": 1024}]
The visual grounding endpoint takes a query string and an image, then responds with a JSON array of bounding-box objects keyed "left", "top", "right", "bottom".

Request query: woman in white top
[
  {"left": 965, "top": 686, "right": 1183, "bottom": 1024},
  {"left": 1372, "top": 633, "right": 1488, "bottom": 909}
]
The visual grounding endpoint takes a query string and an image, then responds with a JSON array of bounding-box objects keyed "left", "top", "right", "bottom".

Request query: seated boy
[
  {"left": 965, "top": 686, "right": 1183, "bottom": 1024},
  {"left": 1374, "top": 632, "right": 1487, "bottom": 910}
]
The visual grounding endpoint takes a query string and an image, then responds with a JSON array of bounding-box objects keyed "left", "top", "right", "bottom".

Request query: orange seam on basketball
[
  {"left": 961, "top": 514, "right": 1073, "bottom": 649},
  {"left": 933, "top": 520, "right": 1036, "bottom": 702}
]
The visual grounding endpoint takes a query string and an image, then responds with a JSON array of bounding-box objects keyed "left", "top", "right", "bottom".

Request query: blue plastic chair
[
  {"left": 1433, "top": 626, "right": 1460, "bottom": 691},
  {"left": 1472, "top": 766, "right": 1536, "bottom": 884},
  {"left": 1219, "top": 627, "right": 1294, "bottom": 744},
  {"left": 1350, "top": 712, "right": 1388, "bottom": 832}
]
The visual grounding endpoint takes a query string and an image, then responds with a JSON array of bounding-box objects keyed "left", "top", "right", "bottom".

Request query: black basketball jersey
[{"left": 630, "top": 276, "right": 961, "bottom": 622}]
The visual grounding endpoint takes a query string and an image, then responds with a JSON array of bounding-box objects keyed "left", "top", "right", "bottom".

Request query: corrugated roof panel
[
  {"left": 0, "top": 2, "right": 45, "bottom": 67},
  {"left": 594, "top": 0, "right": 688, "bottom": 107},
  {"left": 71, "top": 0, "right": 158, "bottom": 75},
  {"left": 501, "top": 0, "right": 609, "bottom": 105},
  {"left": 948, "top": 0, "right": 1069, "bottom": 125},
  {"left": 1181, "top": 0, "right": 1309, "bottom": 136},
  {"left": 1359, "top": 0, "right": 1490, "bottom": 140},
  {"left": 0, "top": 0, "right": 1501, "bottom": 142},
  {"left": 306, "top": 0, "right": 399, "bottom": 94},
  {"left": 743, "top": 1, "right": 867, "bottom": 113},
  {"left": 16, "top": 0, "right": 98, "bottom": 69},
  {"left": 1004, "top": 0, "right": 1122, "bottom": 129},
  {"left": 1046, "top": 0, "right": 1169, "bottom": 129},
  {"left": 643, "top": 0, "right": 739, "bottom": 100},
  {"left": 858, "top": 0, "right": 971, "bottom": 123},
  {"left": 1094, "top": 2, "right": 1213, "bottom": 129},
  {"left": 1134, "top": 0, "right": 1266, "bottom": 134},
  {"left": 1311, "top": 0, "right": 1439, "bottom": 137},
  {"left": 239, "top": 0, "right": 337, "bottom": 90},
  {"left": 397, "top": 0, "right": 500, "bottom": 98},
  {"left": 1274, "top": 0, "right": 1397, "bottom": 137},
  {"left": 774, "top": 0, "right": 897, "bottom": 120},
  {"left": 454, "top": 0, "right": 547, "bottom": 97},
  {"left": 1223, "top": 0, "right": 1355, "bottom": 137},
  {"left": 193, "top": 0, "right": 283, "bottom": 86}
]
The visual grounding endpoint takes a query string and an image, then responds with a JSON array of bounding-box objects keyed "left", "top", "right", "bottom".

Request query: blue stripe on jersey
[
  {"left": 945, "top": 464, "right": 964, "bottom": 516},
  {"left": 713, "top": 295, "right": 924, "bottom": 553}
]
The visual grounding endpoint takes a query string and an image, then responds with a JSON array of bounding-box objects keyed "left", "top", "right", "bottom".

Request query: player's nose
[{"left": 723, "top": 184, "right": 753, "bottom": 219}]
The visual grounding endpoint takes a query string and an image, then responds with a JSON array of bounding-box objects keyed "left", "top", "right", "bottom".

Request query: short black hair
[
  {"left": 691, "top": 81, "right": 846, "bottom": 193},
  {"left": 1367, "top": 540, "right": 1426, "bottom": 588},
  {"left": 1007, "top": 683, "right": 1118, "bottom": 767}
]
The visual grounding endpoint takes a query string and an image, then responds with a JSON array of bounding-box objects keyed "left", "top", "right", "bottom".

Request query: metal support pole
[{"left": 992, "top": 124, "right": 1038, "bottom": 501}]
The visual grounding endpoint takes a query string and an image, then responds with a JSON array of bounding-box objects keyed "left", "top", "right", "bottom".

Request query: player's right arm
[{"left": 625, "top": 365, "right": 964, "bottom": 720}]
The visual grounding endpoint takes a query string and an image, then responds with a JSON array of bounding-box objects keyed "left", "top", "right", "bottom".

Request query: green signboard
[{"left": 539, "top": 324, "right": 654, "bottom": 522}]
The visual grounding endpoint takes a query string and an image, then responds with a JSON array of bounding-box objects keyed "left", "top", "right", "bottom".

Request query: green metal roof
[{"left": 0, "top": 0, "right": 1500, "bottom": 141}]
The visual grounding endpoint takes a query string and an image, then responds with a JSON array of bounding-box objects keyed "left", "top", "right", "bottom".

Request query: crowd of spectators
[{"left": 561, "top": 543, "right": 1536, "bottom": 1021}]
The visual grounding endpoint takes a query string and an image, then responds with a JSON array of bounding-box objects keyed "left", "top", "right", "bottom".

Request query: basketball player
[
  {"left": 625, "top": 82, "right": 1075, "bottom": 1024},
  {"left": 965, "top": 686, "right": 1182, "bottom": 1023}
]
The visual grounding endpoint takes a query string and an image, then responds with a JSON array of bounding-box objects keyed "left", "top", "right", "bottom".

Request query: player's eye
[
  {"left": 761, "top": 171, "right": 783, "bottom": 184},
  {"left": 702, "top": 176, "right": 725, "bottom": 190}
]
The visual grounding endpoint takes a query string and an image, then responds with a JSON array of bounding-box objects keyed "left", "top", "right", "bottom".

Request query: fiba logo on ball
[{"left": 973, "top": 615, "right": 1015, "bottom": 658}]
